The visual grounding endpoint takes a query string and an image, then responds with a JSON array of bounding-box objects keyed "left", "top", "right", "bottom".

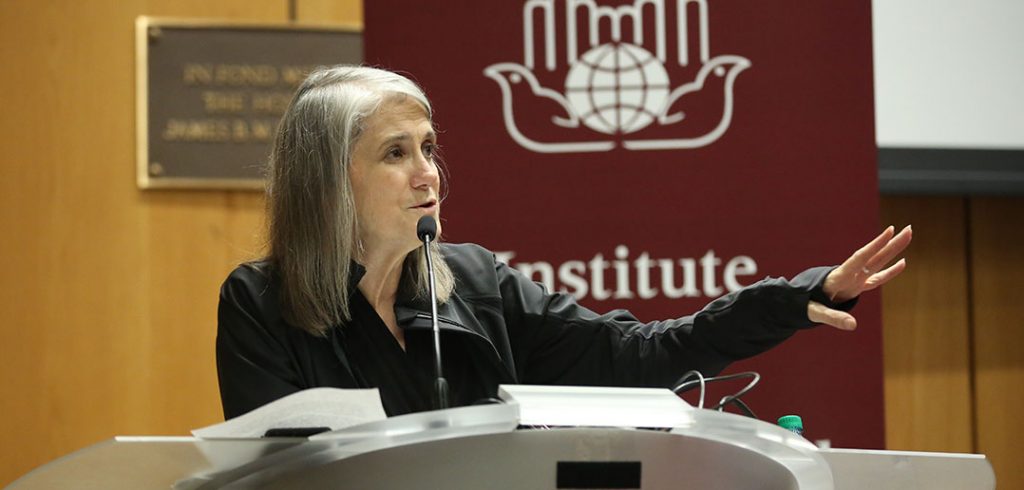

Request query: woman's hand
[{"left": 808, "top": 225, "right": 913, "bottom": 331}]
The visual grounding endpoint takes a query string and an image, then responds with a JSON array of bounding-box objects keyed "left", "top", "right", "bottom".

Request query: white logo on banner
[{"left": 483, "top": 0, "right": 751, "bottom": 153}]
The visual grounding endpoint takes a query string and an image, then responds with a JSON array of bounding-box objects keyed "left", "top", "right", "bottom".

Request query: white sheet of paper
[{"left": 192, "top": 388, "right": 387, "bottom": 439}]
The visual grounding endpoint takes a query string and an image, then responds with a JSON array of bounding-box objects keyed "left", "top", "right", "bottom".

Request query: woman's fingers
[
  {"left": 816, "top": 225, "right": 912, "bottom": 326},
  {"left": 827, "top": 224, "right": 913, "bottom": 299},
  {"left": 863, "top": 258, "right": 907, "bottom": 291},
  {"left": 844, "top": 225, "right": 895, "bottom": 271},
  {"left": 864, "top": 225, "right": 913, "bottom": 273},
  {"left": 808, "top": 300, "right": 857, "bottom": 331}
]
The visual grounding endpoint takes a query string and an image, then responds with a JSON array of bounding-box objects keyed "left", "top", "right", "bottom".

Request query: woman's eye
[
  {"left": 422, "top": 143, "right": 436, "bottom": 158},
  {"left": 386, "top": 147, "right": 403, "bottom": 160}
]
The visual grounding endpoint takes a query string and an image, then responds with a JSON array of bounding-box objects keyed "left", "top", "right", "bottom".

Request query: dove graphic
[
  {"left": 625, "top": 55, "right": 752, "bottom": 150},
  {"left": 484, "top": 63, "right": 616, "bottom": 153}
]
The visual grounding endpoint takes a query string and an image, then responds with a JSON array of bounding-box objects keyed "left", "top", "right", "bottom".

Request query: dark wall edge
[{"left": 878, "top": 147, "right": 1024, "bottom": 196}]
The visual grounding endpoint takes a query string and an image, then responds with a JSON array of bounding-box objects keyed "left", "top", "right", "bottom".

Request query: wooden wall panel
[
  {"left": 879, "top": 197, "right": 973, "bottom": 453},
  {"left": 970, "top": 197, "right": 1024, "bottom": 490},
  {"left": 0, "top": 0, "right": 364, "bottom": 484},
  {"left": 297, "top": 0, "right": 364, "bottom": 25},
  {"left": 0, "top": 2, "right": 150, "bottom": 481},
  {"left": 0, "top": 0, "right": 287, "bottom": 485}
]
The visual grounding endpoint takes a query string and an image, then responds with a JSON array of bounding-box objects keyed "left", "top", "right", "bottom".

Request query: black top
[
  {"left": 342, "top": 289, "right": 494, "bottom": 415},
  {"left": 216, "top": 243, "right": 853, "bottom": 420}
]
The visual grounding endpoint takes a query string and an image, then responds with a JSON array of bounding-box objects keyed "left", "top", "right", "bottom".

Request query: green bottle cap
[{"left": 778, "top": 415, "right": 803, "bottom": 432}]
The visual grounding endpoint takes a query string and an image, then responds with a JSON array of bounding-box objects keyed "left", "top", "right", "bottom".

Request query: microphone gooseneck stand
[{"left": 416, "top": 216, "right": 450, "bottom": 410}]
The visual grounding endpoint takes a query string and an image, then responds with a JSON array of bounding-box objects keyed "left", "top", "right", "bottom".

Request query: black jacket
[{"left": 216, "top": 243, "right": 850, "bottom": 420}]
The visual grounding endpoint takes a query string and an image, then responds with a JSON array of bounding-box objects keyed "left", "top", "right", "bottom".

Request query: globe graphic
[{"left": 565, "top": 43, "right": 670, "bottom": 135}]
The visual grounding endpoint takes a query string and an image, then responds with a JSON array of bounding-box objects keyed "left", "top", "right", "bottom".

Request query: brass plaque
[{"left": 136, "top": 17, "right": 362, "bottom": 190}]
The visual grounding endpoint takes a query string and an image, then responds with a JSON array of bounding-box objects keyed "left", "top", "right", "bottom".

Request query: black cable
[
  {"left": 672, "top": 371, "right": 761, "bottom": 419},
  {"left": 671, "top": 370, "right": 707, "bottom": 408},
  {"left": 719, "top": 397, "right": 757, "bottom": 419},
  {"left": 709, "top": 372, "right": 760, "bottom": 410}
]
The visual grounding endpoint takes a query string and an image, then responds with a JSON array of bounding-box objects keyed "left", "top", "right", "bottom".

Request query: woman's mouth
[{"left": 412, "top": 200, "right": 437, "bottom": 211}]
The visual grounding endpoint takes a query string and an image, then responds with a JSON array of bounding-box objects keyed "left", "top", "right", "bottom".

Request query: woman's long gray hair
[{"left": 266, "top": 65, "right": 454, "bottom": 336}]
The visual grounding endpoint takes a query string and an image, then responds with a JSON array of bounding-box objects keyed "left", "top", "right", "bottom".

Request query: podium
[{"left": 9, "top": 386, "right": 995, "bottom": 489}]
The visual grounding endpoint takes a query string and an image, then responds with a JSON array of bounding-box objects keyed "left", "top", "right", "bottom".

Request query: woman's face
[{"left": 349, "top": 96, "right": 441, "bottom": 258}]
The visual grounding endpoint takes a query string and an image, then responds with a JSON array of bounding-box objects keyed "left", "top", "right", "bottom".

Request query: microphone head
[{"left": 416, "top": 215, "right": 437, "bottom": 241}]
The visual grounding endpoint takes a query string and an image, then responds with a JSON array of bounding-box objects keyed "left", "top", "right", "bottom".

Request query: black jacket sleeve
[
  {"left": 497, "top": 261, "right": 853, "bottom": 388},
  {"left": 216, "top": 266, "right": 304, "bottom": 420}
]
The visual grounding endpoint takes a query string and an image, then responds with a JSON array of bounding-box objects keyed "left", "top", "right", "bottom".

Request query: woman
[{"left": 216, "top": 65, "right": 912, "bottom": 419}]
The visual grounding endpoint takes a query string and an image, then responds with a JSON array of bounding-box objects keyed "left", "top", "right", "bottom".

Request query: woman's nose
[{"left": 410, "top": 151, "right": 439, "bottom": 189}]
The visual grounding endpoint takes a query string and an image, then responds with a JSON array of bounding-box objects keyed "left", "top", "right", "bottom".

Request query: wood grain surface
[
  {"left": 880, "top": 197, "right": 973, "bottom": 453},
  {"left": 969, "top": 197, "right": 1024, "bottom": 490},
  {"left": 0, "top": 0, "right": 355, "bottom": 485}
]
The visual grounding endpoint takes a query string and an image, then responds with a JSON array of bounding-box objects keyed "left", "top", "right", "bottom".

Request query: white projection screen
[{"left": 873, "top": 0, "right": 1024, "bottom": 194}]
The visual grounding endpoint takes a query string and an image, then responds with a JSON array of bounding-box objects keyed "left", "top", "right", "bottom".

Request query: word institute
[{"left": 495, "top": 246, "right": 759, "bottom": 301}]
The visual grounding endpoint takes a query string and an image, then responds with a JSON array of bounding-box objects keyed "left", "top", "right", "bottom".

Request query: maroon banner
[{"left": 366, "top": 0, "right": 882, "bottom": 448}]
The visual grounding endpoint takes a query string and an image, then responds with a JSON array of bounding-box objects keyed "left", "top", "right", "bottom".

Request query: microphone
[
  {"left": 416, "top": 214, "right": 437, "bottom": 242},
  {"left": 416, "top": 215, "right": 449, "bottom": 410}
]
